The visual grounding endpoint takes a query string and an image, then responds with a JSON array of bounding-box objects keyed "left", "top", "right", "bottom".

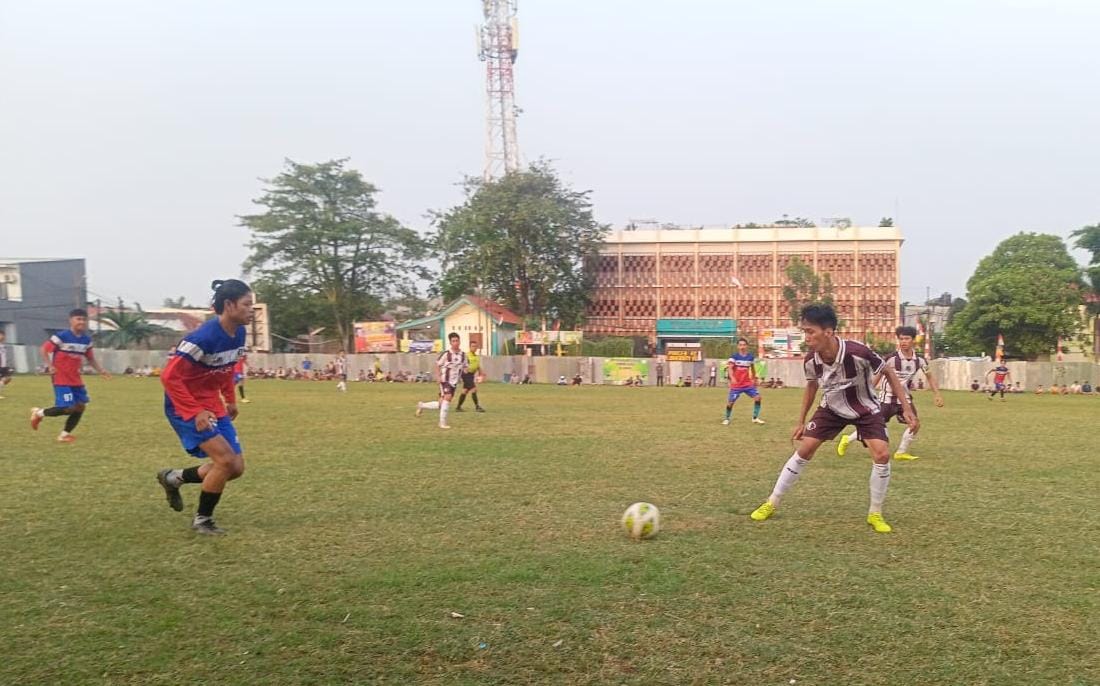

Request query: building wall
[
  {"left": 442, "top": 303, "right": 514, "bottom": 355},
  {"left": 584, "top": 227, "right": 901, "bottom": 342},
  {"left": 0, "top": 259, "right": 86, "bottom": 345}
]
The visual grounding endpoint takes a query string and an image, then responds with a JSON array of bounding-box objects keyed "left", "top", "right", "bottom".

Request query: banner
[
  {"left": 601, "top": 357, "right": 649, "bottom": 383},
  {"left": 759, "top": 328, "right": 804, "bottom": 358},
  {"left": 354, "top": 321, "right": 397, "bottom": 353},
  {"left": 516, "top": 330, "right": 583, "bottom": 345},
  {"left": 400, "top": 339, "right": 440, "bottom": 353}
]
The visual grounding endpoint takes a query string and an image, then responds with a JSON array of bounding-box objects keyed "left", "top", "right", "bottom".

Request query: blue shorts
[
  {"left": 727, "top": 387, "right": 760, "bottom": 403},
  {"left": 54, "top": 385, "right": 90, "bottom": 408},
  {"left": 234, "top": 373, "right": 244, "bottom": 385},
  {"left": 166, "top": 408, "right": 242, "bottom": 458}
]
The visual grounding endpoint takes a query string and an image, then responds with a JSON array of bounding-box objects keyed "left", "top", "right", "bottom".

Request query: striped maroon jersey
[
  {"left": 803, "top": 338, "right": 886, "bottom": 419},
  {"left": 878, "top": 351, "right": 928, "bottom": 403}
]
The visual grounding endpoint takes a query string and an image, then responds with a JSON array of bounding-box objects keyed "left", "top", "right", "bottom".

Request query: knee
[
  {"left": 226, "top": 457, "right": 245, "bottom": 480},
  {"left": 871, "top": 449, "right": 890, "bottom": 464},
  {"left": 73, "top": 403, "right": 86, "bottom": 412}
]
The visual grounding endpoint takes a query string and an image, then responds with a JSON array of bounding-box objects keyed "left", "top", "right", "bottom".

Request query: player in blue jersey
[
  {"left": 31, "top": 308, "right": 112, "bottom": 442},
  {"left": 155, "top": 280, "right": 252, "bottom": 535},
  {"left": 723, "top": 338, "right": 765, "bottom": 426}
]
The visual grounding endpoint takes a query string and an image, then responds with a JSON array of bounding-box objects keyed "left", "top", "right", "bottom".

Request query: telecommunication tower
[{"left": 477, "top": 0, "right": 520, "bottom": 180}]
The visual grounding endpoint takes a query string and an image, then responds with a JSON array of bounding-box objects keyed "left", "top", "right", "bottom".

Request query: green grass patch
[{"left": 2, "top": 378, "right": 1097, "bottom": 684}]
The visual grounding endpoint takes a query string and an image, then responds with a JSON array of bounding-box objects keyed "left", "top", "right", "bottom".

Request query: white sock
[
  {"left": 419, "top": 401, "right": 439, "bottom": 410},
  {"left": 897, "top": 428, "right": 915, "bottom": 454},
  {"left": 59, "top": 431, "right": 71, "bottom": 438},
  {"left": 769, "top": 453, "right": 809, "bottom": 504},
  {"left": 35, "top": 409, "right": 45, "bottom": 418},
  {"left": 869, "top": 462, "right": 891, "bottom": 514},
  {"left": 847, "top": 430, "right": 859, "bottom": 442},
  {"left": 439, "top": 400, "right": 450, "bottom": 426}
]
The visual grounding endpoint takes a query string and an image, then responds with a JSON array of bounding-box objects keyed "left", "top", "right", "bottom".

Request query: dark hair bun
[{"left": 211, "top": 279, "right": 225, "bottom": 291}]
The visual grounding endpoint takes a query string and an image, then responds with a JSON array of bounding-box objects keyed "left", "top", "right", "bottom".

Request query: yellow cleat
[
  {"left": 837, "top": 433, "right": 852, "bottom": 457},
  {"left": 750, "top": 501, "right": 775, "bottom": 522},
  {"left": 867, "top": 512, "right": 892, "bottom": 533},
  {"left": 893, "top": 452, "right": 920, "bottom": 461}
]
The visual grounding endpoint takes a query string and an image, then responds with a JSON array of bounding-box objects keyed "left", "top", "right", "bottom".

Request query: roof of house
[{"left": 396, "top": 295, "right": 523, "bottom": 330}]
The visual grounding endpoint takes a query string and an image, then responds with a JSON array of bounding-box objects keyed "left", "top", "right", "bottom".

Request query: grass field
[{"left": 2, "top": 377, "right": 1098, "bottom": 685}]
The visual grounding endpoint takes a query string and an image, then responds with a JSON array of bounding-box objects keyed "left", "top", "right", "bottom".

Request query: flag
[
  {"left": 1057, "top": 336, "right": 1063, "bottom": 362},
  {"left": 995, "top": 333, "right": 1005, "bottom": 361},
  {"left": 924, "top": 321, "right": 932, "bottom": 359}
]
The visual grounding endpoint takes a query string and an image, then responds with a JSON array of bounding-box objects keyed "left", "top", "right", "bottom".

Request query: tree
[
  {"left": 241, "top": 159, "right": 430, "bottom": 350},
  {"left": 781, "top": 257, "right": 835, "bottom": 323},
  {"left": 432, "top": 162, "right": 608, "bottom": 327},
  {"left": 162, "top": 296, "right": 190, "bottom": 308},
  {"left": 95, "top": 307, "right": 175, "bottom": 349},
  {"left": 879, "top": 217, "right": 894, "bottom": 227},
  {"left": 945, "top": 233, "right": 1085, "bottom": 359},
  {"left": 1070, "top": 222, "right": 1100, "bottom": 313}
]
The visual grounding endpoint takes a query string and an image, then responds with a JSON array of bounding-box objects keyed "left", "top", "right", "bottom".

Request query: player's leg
[
  {"left": 472, "top": 381, "right": 484, "bottom": 412},
  {"left": 58, "top": 401, "right": 86, "bottom": 442},
  {"left": 751, "top": 436, "right": 824, "bottom": 521},
  {"left": 894, "top": 404, "right": 920, "bottom": 460},
  {"left": 415, "top": 399, "right": 440, "bottom": 416},
  {"left": 865, "top": 438, "right": 893, "bottom": 533},
  {"left": 723, "top": 390, "right": 738, "bottom": 425},
  {"left": 189, "top": 434, "right": 244, "bottom": 534},
  {"left": 439, "top": 386, "right": 454, "bottom": 429},
  {"left": 748, "top": 387, "right": 764, "bottom": 424}
]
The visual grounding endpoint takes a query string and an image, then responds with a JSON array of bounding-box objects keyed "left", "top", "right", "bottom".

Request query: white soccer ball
[{"left": 621, "top": 502, "right": 660, "bottom": 540}]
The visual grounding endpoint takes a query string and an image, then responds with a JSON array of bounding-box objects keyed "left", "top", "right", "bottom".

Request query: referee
[{"left": 455, "top": 342, "right": 485, "bottom": 413}]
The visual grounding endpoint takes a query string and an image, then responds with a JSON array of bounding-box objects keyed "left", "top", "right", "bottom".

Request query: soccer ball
[{"left": 621, "top": 502, "right": 660, "bottom": 540}]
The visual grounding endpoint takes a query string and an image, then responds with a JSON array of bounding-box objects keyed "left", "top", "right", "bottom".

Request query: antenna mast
[{"left": 477, "top": 0, "right": 520, "bottom": 180}]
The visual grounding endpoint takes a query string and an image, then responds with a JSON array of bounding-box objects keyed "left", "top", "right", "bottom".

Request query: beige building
[{"left": 584, "top": 225, "right": 903, "bottom": 345}]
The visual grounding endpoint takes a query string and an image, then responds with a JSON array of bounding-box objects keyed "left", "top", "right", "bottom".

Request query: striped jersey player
[
  {"left": 837, "top": 325, "right": 944, "bottom": 461},
  {"left": 415, "top": 332, "right": 467, "bottom": 429}
]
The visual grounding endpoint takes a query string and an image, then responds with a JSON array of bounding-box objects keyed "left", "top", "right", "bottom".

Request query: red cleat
[
  {"left": 30, "top": 408, "right": 43, "bottom": 431},
  {"left": 57, "top": 434, "right": 76, "bottom": 443}
]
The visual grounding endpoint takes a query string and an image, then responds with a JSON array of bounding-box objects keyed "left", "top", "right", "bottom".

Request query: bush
[{"left": 581, "top": 337, "right": 634, "bottom": 357}]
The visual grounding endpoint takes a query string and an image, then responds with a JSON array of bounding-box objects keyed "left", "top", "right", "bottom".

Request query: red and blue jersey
[
  {"left": 728, "top": 353, "right": 757, "bottom": 390},
  {"left": 162, "top": 318, "right": 245, "bottom": 421},
  {"left": 43, "top": 330, "right": 95, "bottom": 387},
  {"left": 992, "top": 365, "right": 1009, "bottom": 385}
]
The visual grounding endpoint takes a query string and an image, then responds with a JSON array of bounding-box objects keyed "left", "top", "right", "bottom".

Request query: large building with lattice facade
[{"left": 584, "top": 225, "right": 903, "bottom": 345}]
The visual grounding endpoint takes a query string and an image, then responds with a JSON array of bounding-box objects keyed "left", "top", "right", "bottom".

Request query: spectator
[
  {"left": 1070, "top": 381, "right": 1082, "bottom": 394},
  {"left": 970, "top": 379, "right": 980, "bottom": 392},
  {"left": 1034, "top": 385, "right": 1045, "bottom": 394},
  {"left": 302, "top": 357, "right": 313, "bottom": 372},
  {"left": 356, "top": 369, "right": 368, "bottom": 382},
  {"left": 572, "top": 373, "right": 583, "bottom": 386},
  {"left": 656, "top": 360, "right": 664, "bottom": 387},
  {"left": 708, "top": 364, "right": 717, "bottom": 387},
  {"left": 1082, "top": 381, "right": 1093, "bottom": 394},
  {"left": 557, "top": 375, "right": 568, "bottom": 385}
]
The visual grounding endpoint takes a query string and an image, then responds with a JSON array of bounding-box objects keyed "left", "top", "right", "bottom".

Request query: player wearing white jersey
[
  {"left": 415, "top": 332, "right": 467, "bottom": 429},
  {"left": 837, "top": 326, "right": 944, "bottom": 461},
  {"left": 749, "top": 305, "right": 918, "bottom": 534},
  {"left": 335, "top": 350, "right": 348, "bottom": 393}
]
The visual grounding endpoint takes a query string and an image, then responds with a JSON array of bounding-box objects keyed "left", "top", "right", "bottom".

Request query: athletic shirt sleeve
[{"left": 803, "top": 353, "right": 819, "bottom": 381}]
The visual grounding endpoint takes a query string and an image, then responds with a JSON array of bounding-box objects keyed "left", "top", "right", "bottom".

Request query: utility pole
[{"left": 477, "top": 0, "right": 520, "bottom": 180}]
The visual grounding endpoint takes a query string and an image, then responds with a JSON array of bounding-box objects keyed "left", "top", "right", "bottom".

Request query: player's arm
[
  {"left": 792, "top": 379, "right": 819, "bottom": 441},
  {"left": 162, "top": 354, "right": 214, "bottom": 428},
  {"left": 924, "top": 365, "right": 944, "bottom": 407},
  {"left": 41, "top": 338, "right": 58, "bottom": 374},
  {"left": 85, "top": 347, "right": 112, "bottom": 379},
  {"left": 221, "top": 366, "right": 238, "bottom": 420},
  {"left": 883, "top": 366, "right": 920, "bottom": 432}
]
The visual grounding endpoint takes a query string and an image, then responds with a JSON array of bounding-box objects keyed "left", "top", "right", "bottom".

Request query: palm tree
[{"left": 95, "top": 308, "right": 176, "bottom": 349}]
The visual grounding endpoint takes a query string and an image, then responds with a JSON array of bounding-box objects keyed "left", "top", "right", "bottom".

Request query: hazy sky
[{"left": 2, "top": 0, "right": 1098, "bottom": 309}]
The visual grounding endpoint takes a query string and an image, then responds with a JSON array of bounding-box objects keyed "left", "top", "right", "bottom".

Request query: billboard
[
  {"left": 354, "top": 321, "right": 397, "bottom": 353},
  {"left": 760, "top": 328, "right": 804, "bottom": 358},
  {"left": 602, "top": 358, "right": 649, "bottom": 383},
  {"left": 401, "top": 339, "right": 440, "bottom": 353}
]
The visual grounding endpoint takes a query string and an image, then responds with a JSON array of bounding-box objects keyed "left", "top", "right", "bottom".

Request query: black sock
[
  {"left": 197, "top": 490, "right": 222, "bottom": 518},
  {"left": 456, "top": 393, "right": 466, "bottom": 409},
  {"left": 181, "top": 466, "right": 204, "bottom": 484},
  {"left": 472, "top": 392, "right": 480, "bottom": 408},
  {"left": 238, "top": 385, "right": 246, "bottom": 399},
  {"left": 43, "top": 407, "right": 67, "bottom": 417},
  {"left": 63, "top": 411, "right": 83, "bottom": 432}
]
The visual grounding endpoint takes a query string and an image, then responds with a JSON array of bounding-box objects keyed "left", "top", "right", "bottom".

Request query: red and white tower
[{"left": 477, "top": 0, "right": 520, "bottom": 180}]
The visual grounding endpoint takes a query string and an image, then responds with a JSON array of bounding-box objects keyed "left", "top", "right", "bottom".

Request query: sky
[{"left": 1, "top": 0, "right": 1098, "bottom": 309}]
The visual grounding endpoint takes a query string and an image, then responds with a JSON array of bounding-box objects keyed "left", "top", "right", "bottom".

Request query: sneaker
[
  {"left": 867, "top": 512, "right": 892, "bottom": 533},
  {"left": 439, "top": 424, "right": 452, "bottom": 430},
  {"left": 239, "top": 398, "right": 251, "bottom": 404},
  {"left": 191, "top": 517, "right": 226, "bottom": 535},
  {"left": 157, "top": 469, "right": 184, "bottom": 512},
  {"left": 475, "top": 407, "right": 486, "bottom": 413},
  {"left": 752, "top": 418, "right": 766, "bottom": 425},
  {"left": 415, "top": 404, "right": 423, "bottom": 417},
  {"left": 750, "top": 501, "right": 775, "bottom": 522},
  {"left": 837, "top": 433, "right": 852, "bottom": 457},
  {"left": 893, "top": 452, "right": 920, "bottom": 461},
  {"left": 31, "top": 408, "right": 43, "bottom": 431},
  {"left": 721, "top": 419, "right": 730, "bottom": 426},
  {"left": 454, "top": 407, "right": 465, "bottom": 413},
  {"left": 57, "top": 434, "right": 76, "bottom": 443}
]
